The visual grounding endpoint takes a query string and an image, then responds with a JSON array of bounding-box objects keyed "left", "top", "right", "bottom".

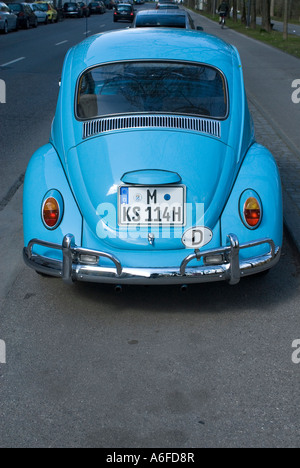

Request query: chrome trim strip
[
  {"left": 23, "top": 234, "right": 280, "bottom": 286},
  {"left": 83, "top": 115, "right": 221, "bottom": 139}
]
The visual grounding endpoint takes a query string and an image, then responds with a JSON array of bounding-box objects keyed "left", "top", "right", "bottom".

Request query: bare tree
[
  {"left": 250, "top": 0, "right": 257, "bottom": 28},
  {"left": 241, "top": 0, "right": 247, "bottom": 25},
  {"left": 283, "top": 0, "right": 289, "bottom": 40},
  {"left": 261, "top": 0, "right": 272, "bottom": 31},
  {"left": 206, "top": 0, "right": 212, "bottom": 13},
  {"left": 232, "top": 0, "right": 238, "bottom": 22}
]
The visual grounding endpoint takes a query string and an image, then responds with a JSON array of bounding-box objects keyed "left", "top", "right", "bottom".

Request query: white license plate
[{"left": 118, "top": 186, "right": 185, "bottom": 226}]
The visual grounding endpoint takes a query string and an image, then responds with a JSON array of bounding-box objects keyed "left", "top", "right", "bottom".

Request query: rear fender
[
  {"left": 23, "top": 144, "right": 82, "bottom": 260},
  {"left": 221, "top": 143, "right": 283, "bottom": 259}
]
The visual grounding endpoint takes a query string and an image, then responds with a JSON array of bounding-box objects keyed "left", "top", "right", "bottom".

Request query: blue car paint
[
  {"left": 23, "top": 144, "right": 83, "bottom": 259},
  {"left": 221, "top": 143, "right": 283, "bottom": 260},
  {"left": 66, "top": 131, "right": 237, "bottom": 251},
  {"left": 51, "top": 30, "right": 250, "bottom": 161},
  {"left": 121, "top": 170, "right": 182, "bottom": 186},
  {"left": 23, "top": 28, "right": 282, "bottom": 279}
]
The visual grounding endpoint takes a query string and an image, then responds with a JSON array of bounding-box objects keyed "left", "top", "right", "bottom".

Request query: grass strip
[{"left": 193, "top": 10, "right": 300, "bottom": 59}]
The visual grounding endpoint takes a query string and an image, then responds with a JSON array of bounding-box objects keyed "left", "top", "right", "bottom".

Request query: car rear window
[
  {"left": 10, "top": 4, "right": 22, "bottom": 11},
  {"left": 77, "top": 61, "right": 228, "bottom": 120},
  {"left": 158, "top": 5, "right": 180, "bottom": 8},
  {"left": 117, "top": 6, "right": 132, "bottom": 11},
  {"left": 135, "top": 14, "right": 186, "bottom": 28},
  {"left": 0, "top": 3, "right": 10, "bottom": 12}
]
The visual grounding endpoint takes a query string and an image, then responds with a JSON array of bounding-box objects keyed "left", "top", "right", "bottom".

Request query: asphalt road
[
  {"left": 0, "top": 5, "right": 300, "bottom": 449},
  {"left": 0, "top": 11, "right": 125, "bottom": 203}
]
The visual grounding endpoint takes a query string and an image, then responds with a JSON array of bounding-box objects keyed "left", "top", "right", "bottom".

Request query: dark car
[
  {"left": 89, "top": 1, "right": 106, "bottom": 14},
  {"left": 9, "top": 3, "right": 38, "bottom": 28},
  {"left": 63, "top": 2, "right": 83, "bottom": 18},
  {"left": 113, "top": 3, "right": 134, "bottom": 22},
  {"left": 78, "top": 2, "right": 91, "bottom": 16},
  {"left": 132, "top": 9, "right": 195, "bottom": 29}
]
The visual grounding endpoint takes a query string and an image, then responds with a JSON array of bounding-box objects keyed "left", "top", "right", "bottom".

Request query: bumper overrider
[{"left": 23, "top": 234, "right": 280, "bottom": 285}]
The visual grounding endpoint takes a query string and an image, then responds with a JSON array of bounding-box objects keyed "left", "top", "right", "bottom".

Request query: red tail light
[
  {"left": 243, "top": 197, "right": 261, "bottom": 228},
  {"left": 42, "top": 197, "right": 60, "bottom": 228}
]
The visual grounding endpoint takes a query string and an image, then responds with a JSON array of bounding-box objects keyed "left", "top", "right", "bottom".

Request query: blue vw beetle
[{"left": 23, "top": 28, "right": 283, "bottom": 285}]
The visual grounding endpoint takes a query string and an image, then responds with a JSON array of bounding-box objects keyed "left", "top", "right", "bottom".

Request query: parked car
[
  {"left": 9, "top": 3, "right": 38, "bottom": 29},
  {"left": 0, "top": 2, "right": 18, "bottom": 33},
  {"left": 63, "top": 2, "right": 83, "bottom": 18},
  {"left": 34, "top": 2, "right": 58, "bottom": 22},
  {"left": 156, "top": 0, "right": 177, "bottom": 8},
  {"left": 157, "top": 4, "right": 179, "bottom": 9},
  {"left": 132, "top": 9, "right": 195, "bottom": 29},
  {"left": 23, "top": 29, "right": 283, "bottom": 287},
  {"left": 78, "top": 2, "right": 90, "bottom": 17},
  {"left": 28, "top": 3, "right": 48, "bottom": 24},
  {"left": 89, "top": 1, "right": 106, "bottom": 14},
  {"left": 113, "top": 3, "right": 134, "bottom": 22}
]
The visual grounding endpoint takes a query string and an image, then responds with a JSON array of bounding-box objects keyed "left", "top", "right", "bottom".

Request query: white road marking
[
  {"left": 0, "top": 57, "right": 25, "bottom": 67},
  {"left": 83, "top": 30, "right": 91, "bottom": 35},
  {"left": 55, "top": 40, "right": 68, "bottom": 46}
]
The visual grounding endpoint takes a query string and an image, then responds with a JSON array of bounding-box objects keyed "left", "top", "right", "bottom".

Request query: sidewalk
[
  {"left": 249, "top": 98, "right": 300, "bottom": 253},
  {"left": 188, "top": 10, "right": 300, "bottom": 254}
]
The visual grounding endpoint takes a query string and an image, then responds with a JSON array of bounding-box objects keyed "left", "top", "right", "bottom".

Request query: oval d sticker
[{"left": 182, "top": 227, "right": 213, "bottom": 249}]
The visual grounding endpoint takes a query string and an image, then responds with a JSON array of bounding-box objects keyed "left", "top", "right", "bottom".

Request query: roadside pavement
[
  {"left": 269, "top": 17, "right": 300, "bottom": 36},
  {"left": 188, "top": 10, "right": 300, "bottom": 254},
  {"left": 238, "top": 15, "right": 300, "bottom": 36}
]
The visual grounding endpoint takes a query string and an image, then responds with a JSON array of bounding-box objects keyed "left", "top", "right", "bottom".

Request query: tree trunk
[
  {"left": 241, "top": 0, "right": 247, "bottom": 25},
  {"left": 261, "top": 0, "right": 272, "bottom": 32},
  {"left": 250, "top": 0, "right": 257, "bottom": 28},
  {"left": 283, "top": 0, "right": 289, "bottom": 40},
  {"left": 206, "top": 0, "right": 212, "bottom": 13},
  {"left": 232, "top": 0, "right": 238, "bottom": 22}
]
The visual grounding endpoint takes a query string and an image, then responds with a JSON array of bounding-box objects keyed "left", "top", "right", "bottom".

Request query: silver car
[
  {"left": 0, "top": 2, "right": 18, "bottom": 33},
  {"left": 28, "top": 3, "right": 48, "bottom": 24}
]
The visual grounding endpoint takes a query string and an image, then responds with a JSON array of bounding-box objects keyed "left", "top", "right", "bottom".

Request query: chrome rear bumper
[{"left": 23, "top": 234, "right": 280, "bottom": 285}]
